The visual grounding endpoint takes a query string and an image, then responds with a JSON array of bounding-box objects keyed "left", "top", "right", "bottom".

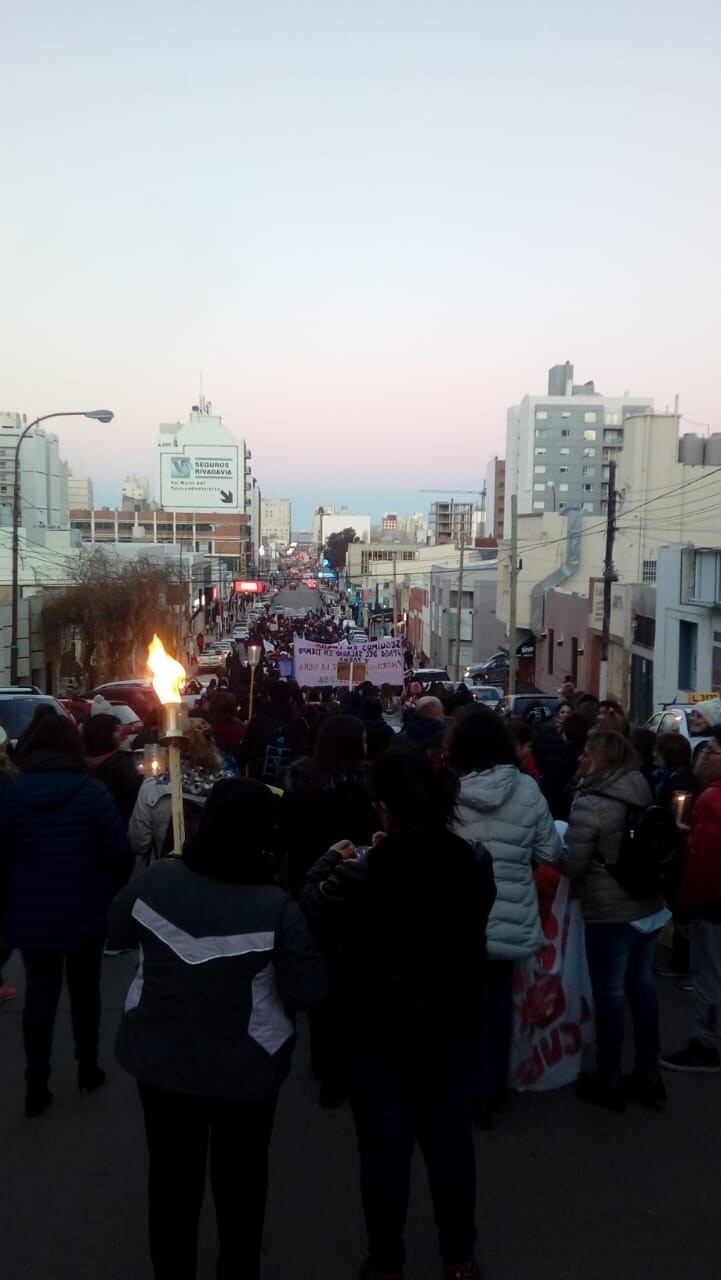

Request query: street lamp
[
  {"left": 546, "top": 481, "right": 557, "bottom": 512},
  {"left": 247, "top": 643, "right": 262, "bottom": 721},
  {"left": 10, "top": 409, "right": 114, "bottom": 684}
]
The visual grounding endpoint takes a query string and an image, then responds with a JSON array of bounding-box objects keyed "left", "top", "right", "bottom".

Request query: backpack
[
  {"left": 593, "top": 793, "right": 684, "bottom": 900},
  {"left": 261, "top": 726, "right": 293, "bottom": 784}
]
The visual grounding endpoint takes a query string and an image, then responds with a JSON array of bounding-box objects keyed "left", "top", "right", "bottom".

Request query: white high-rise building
[
  {"left": 121, "top": 474, "right": 150, "bottom": 510},
  {"left": 157, "top": 403, "right": 247, "bottom": 515},
  {"left": 504, "top": 362, "right": 653, "bottom": 535},
  {"left": 0, "top": 412, "right": 69, "bottom": 531},
  {"left": 261, "top": 498, "right": 292, "bottom": 545},
  {"left": 67, "top": 472, "right": 94, "bottom": 510}
]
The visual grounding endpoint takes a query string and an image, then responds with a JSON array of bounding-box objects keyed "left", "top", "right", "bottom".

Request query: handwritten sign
[{"left": 294, "top": 637, "right": 404, "bottom": 687}]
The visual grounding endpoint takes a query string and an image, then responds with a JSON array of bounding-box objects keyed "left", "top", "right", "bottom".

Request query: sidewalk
[{"left": 0, "top": 950, "right": 719, "bottom": 1280}]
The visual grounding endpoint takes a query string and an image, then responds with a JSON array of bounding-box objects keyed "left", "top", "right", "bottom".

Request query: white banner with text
[{"left": 293, "top": 637, "right": 404, "bottom": 687}]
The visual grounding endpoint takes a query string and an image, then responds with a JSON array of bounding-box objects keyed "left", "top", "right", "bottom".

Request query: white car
[
  {"left": 197, "top": 647, "right": 226, "bottom": 668},
  {"left": 233, "top": 626, "right": 249, "bottom": 641},
  {"left": 644, "top": 705, "right": 712, "bottom": 757}
]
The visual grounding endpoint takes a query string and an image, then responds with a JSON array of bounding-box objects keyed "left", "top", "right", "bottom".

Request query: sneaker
[
  {"left": 577, "top": 1073, "right": 627, "bottom": 1112},
  {"left": 0, "top": 982, "right": 17, "bottom": 1003},
  {"left": 660, "top": 1039, "right": 721, "bottom": 1073},
  {"left": 78, "top": 1064, "right": 106, "bottom": 1095},
  {"left": 624, "top": 1070, "right": 667, "bottom": 1110},
  {"left": 443, "top": 1263, "right": 482, "bottom": 1280}
]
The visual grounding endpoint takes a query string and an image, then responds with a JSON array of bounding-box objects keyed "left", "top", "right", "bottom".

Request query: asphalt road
[
  {"left": 1, "top": 948, "right": 719, "bottom": 1280},
  {"left": 269, "top": 586, "right": 323, "bottom": 613}
]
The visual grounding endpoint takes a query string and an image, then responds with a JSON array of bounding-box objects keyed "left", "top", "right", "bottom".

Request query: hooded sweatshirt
[
  {"left": 453, "top": 765, "right": 560, "bottom": 960},
  {"left": 1, "top": 751, "right": 133, "bottom": 948},
  {"left": 561, "top": 767, "right": 663, "bottom": 923}
]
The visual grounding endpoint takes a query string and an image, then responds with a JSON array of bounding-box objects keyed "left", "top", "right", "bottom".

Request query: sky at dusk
[{"left": 3, "top": 0, "right": 721, "bottom": 527}]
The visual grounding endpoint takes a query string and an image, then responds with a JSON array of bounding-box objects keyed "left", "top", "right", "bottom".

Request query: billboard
[
  {"left": 233, "top": 580, "right": 265, "bottom": 594},
  {"left": 159, "top": 444, "right": 240, "bottom": 512}
]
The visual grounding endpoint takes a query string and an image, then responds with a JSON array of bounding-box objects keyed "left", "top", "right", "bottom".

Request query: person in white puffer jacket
[{"left": 449, "top": 705, "right": 561, "bottom": 1115}]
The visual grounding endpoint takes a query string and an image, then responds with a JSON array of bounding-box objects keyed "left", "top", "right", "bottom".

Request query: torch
[
  {"left": 247, "top": 643, "right": 262, "bottom": 720},
  {"left": 147, "top": 634, "right": 189, "bottom": 854}
]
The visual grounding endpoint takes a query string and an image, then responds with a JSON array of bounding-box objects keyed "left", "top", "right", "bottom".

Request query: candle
[{"left": 672, "top": 790, "right": 691, "bottom": 828}]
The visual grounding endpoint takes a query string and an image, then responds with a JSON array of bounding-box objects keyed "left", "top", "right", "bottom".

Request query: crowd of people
[{"left": 1, "top": 612, "right": 721, "bottom": 1280}]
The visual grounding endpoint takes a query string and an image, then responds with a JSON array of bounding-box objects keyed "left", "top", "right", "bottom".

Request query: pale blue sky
[{"left": 2, "top": 0, "right": 720, "bottom": 526}]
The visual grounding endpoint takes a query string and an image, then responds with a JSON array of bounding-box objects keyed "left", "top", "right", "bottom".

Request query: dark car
[
  {"left": 89, "top": 680, "right": 160, "bottom": 723},
  {"left": 0, "top": 690, "right": 69, "bottom": 746},
  {"left": 496, "top": 694, "right": 560, "bottom": 723}
]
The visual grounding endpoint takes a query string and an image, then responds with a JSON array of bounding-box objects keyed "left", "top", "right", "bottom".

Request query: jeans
[
  {"left": 584, "top": 923, "right": 661, "bottom": 1081},
  {"left": 21, "top": 943, "right": 104, "bottom": 1088},
  {"left": 138, "top": 1081, "right": 278, "bottom": 1280},
  {"left": 348, "top": 1037, "right": 478, "bottom": 1272},
  {"left": 478, "top": 958, "right": 514, "bottom": 1105},
  {"left": 689, "top": 920, "right": 721, "bottom": 1047}
]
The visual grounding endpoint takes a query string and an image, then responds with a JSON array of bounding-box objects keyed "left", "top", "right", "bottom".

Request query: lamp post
[
  {"left": 10, "top": 409, "right": 114, "bottom": 684},
  {"left": 247, "top": 643, "right": 262, "bottom": 721}
]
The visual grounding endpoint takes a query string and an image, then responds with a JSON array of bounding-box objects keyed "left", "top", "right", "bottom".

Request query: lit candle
[{"left": 672, "top": 790, "right": 691, "bottom": 827}]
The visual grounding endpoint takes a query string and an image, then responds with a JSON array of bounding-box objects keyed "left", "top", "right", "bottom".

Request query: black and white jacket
[{"left": 109, "top": 857, "right": 326, "bottom": 1099}]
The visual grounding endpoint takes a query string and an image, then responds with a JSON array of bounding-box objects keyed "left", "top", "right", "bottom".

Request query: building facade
[
  {"left": 157, "top": 404, "right": 248, "bottom": 516},
  {"left": 69, "top": 506, "right": 251, "bottom": 564},
  {"left": 261, "top": 497, "right": 292, "bottom": 545},
  {"left": 0, "top": 412, "right": 69, "bottom": 532},
  {"left": 485, "top": 457, "right": 506, "bottom": 539},
  {"left": 504, "top": 362, "right": 653, "bottom": 535},
  {"left": 121, "top": 475, "right": 150, "bottom": 511},
  {"left": 67, "top": 473, "right": 94, "bottom": 510}
]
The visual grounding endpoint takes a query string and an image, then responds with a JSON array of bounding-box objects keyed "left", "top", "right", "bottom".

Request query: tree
[
  {"left": 324, "top": 527, "right": 357, "bottom": 572},
  {"left": 41, "top": 550, "right": 187, "bottom": 689}
]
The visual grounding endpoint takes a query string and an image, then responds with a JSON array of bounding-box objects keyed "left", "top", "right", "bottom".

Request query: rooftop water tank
[
  {"left": 678, "top": 433, "right": 705, "bottom": 465},
  {"left": 704, "top": 434, "right": 721, "bottom": 466}
]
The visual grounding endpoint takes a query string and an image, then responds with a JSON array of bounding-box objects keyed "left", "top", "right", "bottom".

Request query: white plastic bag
[{"left": 509, "top": 869, "right": 594, "bottom": 1092}]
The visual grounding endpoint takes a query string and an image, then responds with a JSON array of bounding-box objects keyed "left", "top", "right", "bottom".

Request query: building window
[
  {"left": 584, "top": 429, "right": 596, "bottom": 441},
  {"left": 535, "top": 410, "right": 548, "bottom": 420},
  {"left": 634, "top": 615, "right": 656, "bottom": 647},
  {"left": 583, "top": 466, "right": 595, "bottom": 476},
  {"left": 678, "top": 620, "right": 698, "bottom": 690},
  {"left": 562, "top": 411, "right": 571, "bottom": 419},
  {"left": 583, "top": 483, "right": 593, "bottom": 492},
  {"left": 560, "top": 466, "right": 569, "bottom": 474},
  {"left": 584, "top": 411, "right": 597, "bottom": 423},
  {"left": 535, "top": 448, "right": 547, "bottom": 456},
  {"left": 561, "top": 429, "right": 570, "bottom": 437},
  {"left": 559, "top": 483, "right": 569, "bottom": 492},
  {"left": 642, "top": 559, "right": 657, "bottom": 584},
  {"left": 584, "top": 448, "right": 596, "bottom": 457},
  {"left": 548, "top": 628, "right": 555, "bottom": 674},
  {"left": 535, "top": 428, "right": 547, "bottom": 439},
  {"left": 534, "top": 483, "right": 546, "bottom": 492},
  {"left": 583, "top": 502, "right": 594, "bottom": 511},
  {"left": 534, "top": 465, "right": 547, "bottom": 474},
  {"left": 560, "top": 447, "right": 570, "bottom": 455},
  {"left": 606, "top": 412, "right": 620, "bottom": 425},
  {"left": 533, "top": 502, "right": 546, "bottom": 510}
]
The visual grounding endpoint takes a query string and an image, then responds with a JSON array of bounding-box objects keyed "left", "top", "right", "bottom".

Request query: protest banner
[{"left": 293, "top": 637, "right": 404, "bottom": 687}]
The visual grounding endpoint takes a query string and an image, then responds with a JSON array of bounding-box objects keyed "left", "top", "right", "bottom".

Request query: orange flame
[{"left": 147, "top": 634, "right": 186, "bottom": 705}]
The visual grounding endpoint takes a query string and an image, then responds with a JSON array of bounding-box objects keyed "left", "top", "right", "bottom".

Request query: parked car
[
  {"left": 470, "top": 685, "right": 503, "bottom": 706},
  {"left": 89, "top": 680, "right": 159, "bottom": 722},
  {"left": 232, "top": 625, "right": 249, "bottom": 640},
  {"left": 644, "top": 705, "right": 713, "bottom": 757},
  {"left": 0, "top": 689, "right": 69, "bottom": 747},
  {"left": 496, "top": 693, "right": 560, "bottom": 722},
  {"left": 466, "top": 651, "right": 510, "bottom": 684},
  {"left": 106, "top": 702, "right": 144, "bottom": 746},
  {"left": 197, "top": 646, "right": 227, "bottom": 670},
  {"left": 407, "top": 668, "right": 454, "bottom": 689}
]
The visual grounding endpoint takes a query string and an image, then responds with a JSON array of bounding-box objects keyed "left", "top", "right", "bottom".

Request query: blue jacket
[{"left": 1, "top": 750, "right": 133, "bottom": 950}]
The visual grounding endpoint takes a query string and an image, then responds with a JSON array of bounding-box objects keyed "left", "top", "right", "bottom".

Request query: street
[{"left": 1, "top": 949, "right": 718, "bottom": 1280}]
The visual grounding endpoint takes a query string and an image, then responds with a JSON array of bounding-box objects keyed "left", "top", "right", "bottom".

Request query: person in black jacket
[
  {"left": 301, "top": 748, "right": 496, "bottom": 1280},
  {"left": 2, "top": 715, "right": 132, "bottom": 1116},
  {"left": 360, "top": 695, "right": 396, "bottom": 760},
  {"left": 83, "top": 712, "right": 142, "bottom": 826},
  {"left": 109, "top": 778, "right": 326, "bottom": 1280}
]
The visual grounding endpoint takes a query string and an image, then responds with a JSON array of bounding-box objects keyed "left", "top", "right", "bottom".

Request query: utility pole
[
  {"left": 392, "top": 550, "right": 398, "bottom": 637},
  {"left": 454, "top": 512, "right": 465, "bottom": 680},
  {"left": 508, "top": 494, "right": 518, "bottom": 695},
  {"left": 599, "top": 459, "right": 617, "bottom": 702}
]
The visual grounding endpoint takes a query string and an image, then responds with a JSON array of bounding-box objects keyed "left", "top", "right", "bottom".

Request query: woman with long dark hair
[
  {"left": 563, "top": 729, "right": 666, "bottom": 1110},
  {"left": 281, "top": 714, "right": 376, "bottom": 895},
  {"left": 302, "top": 748, "right": 495, "bottom": 1280},
  {"left": 109, "top": 778, "right": 326, "bottom": 1280}
]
